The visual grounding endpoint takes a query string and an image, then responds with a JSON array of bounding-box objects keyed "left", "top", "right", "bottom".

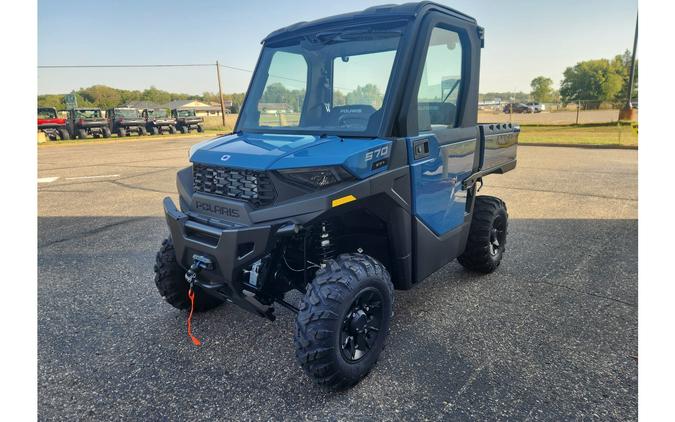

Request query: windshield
[
  {"left": 116, "top": 108, "right": 139, "bottom": 118},
  {"left": 238, "top": 23, "right": 405, "bottom": 137},
  {"left": 38, "top": 108, "right": 57, "bottom": 119},
  {"left": 76, "top": 109, "right": 101, "bottom": 118},
  {"left": 176, "top": 109, "right": 195, "bottom": 117},
  {"left": 148, "top": 109, "right": 168, "bottom": 118}
]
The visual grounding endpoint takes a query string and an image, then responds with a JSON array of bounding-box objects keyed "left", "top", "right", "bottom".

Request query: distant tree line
[
  {"left": 38, "top": 85, "right": 246, "bottom": 112},
  {"left": 39, "top": 50, "right": 637, "bottom": 113},
  {"left": 482, "top": 50, "right": 637, "bottom": 108}
]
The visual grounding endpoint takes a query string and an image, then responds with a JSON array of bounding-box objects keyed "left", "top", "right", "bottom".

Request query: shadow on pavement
[{"left": 38, "top": 216, "right": 637, "bottom": 420}]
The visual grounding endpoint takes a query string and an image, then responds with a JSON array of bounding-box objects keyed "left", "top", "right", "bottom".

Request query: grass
[{"left": 518, "top": 123, "right": 637, "bottom": 147}]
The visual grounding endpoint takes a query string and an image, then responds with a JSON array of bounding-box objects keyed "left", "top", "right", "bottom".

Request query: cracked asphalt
[{"left": 38, "top": 137, "right": 637, "bottom": 420}]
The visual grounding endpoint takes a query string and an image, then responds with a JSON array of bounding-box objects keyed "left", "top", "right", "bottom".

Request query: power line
[{"left": 38, "top": 63, "right": 255, "bottom": 73}]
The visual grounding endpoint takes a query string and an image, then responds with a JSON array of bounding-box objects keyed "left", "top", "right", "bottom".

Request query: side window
[
  {"left": 257, "top": 51, "right": 307, "bottom": 127},
  {"left": 417, "top": 27, "right": 463, "bottom": 132}
]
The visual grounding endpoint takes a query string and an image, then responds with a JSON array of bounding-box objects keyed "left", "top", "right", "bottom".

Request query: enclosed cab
[
  {"left": 67, "top": 108, "right": 110, "bottom": 139},
  {"left": 107, "top": 107, "right": 147, "bottom": 137},
  {"left": 37, "top": 107, "right": 69, "bottom": 140},
  {"left": 142, "top": 108, "right": 177, "bottom": 135},
  {"left": 171, "top": 108, "right": 204, "bottom": 133},
  {"left": 153, "top": 1, "right": 518, "bottom": 389}
]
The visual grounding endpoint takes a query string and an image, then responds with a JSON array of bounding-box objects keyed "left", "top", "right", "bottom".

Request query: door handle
[{"left": 413, "top": 139, "right": 430, "bottom": 160}]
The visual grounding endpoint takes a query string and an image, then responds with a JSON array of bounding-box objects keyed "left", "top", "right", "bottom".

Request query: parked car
[
  {"left": 37, "top": 107, "right": 69, "bottom": 140},
  {"left": 66, "top": 108, "right": 110, "bottom": 139},
  {"left": 107, "top": 107, "right": 147, "bottom": 137},
  {"left": 502, "top": 103, "right": 534, "bottom": 113},
  {"left": 171, "top": 109, "right": 204, "bottom": 133},
  {"left": 525, "top": 102, "right": 545, "bottom": 113},
  {"left": 142, "top": 108, "right": 177, "bottom": 135}
]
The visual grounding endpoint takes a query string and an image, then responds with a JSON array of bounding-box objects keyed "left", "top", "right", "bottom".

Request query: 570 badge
[
  {"left": 365, "top": 145, "right": 390, "bottom": 161},
  {"left": 365, "top": 145, "right": 390, "bottom": 171}
]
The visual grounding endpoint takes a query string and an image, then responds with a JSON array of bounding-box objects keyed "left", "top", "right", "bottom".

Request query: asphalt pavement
[{"left": 38, "top": 136, "right": 638, "bottom": 420}]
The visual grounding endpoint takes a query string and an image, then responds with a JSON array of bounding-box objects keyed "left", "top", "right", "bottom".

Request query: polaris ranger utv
[
  {"left": 107, "top": 107, "right": 147, "bottom": 137},
  {"left": 142, "top": 108, "right": 177, "bottom": 135},
  {"left": 67, "top": 108, "right": 110, "bottom": 139},
  {"left": 153, "top": 1, "right": 518, "bottom": 389},
  {"left": 171, "top": 108, "right": 204, "bottom": 133},
  {"left": 37, "top": 107, "right": 69, "bottom": 140}
]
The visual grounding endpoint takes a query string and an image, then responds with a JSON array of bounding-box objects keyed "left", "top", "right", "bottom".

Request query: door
[{"left": 407, "top": 25, "right": 477, "bottom": 237}]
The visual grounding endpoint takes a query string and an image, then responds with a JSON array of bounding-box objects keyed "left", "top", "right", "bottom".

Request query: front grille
[{"left": 192, "top": 164, "right": 276, "bottom": 208}]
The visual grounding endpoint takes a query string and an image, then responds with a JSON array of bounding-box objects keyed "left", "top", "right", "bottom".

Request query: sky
[{"left": 37, "top": 0, "right": 637, "bottom": 96}]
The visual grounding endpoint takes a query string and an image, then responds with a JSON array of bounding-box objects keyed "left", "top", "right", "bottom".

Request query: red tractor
[{"left": 38, "top": 107, "right": 70, "bottom": 140}]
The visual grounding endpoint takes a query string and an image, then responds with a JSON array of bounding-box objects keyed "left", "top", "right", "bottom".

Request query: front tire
[
  {"left": 139, "top": 126, "right": 148, "bottom": 136},
  {"left": 118, "top": 128, "right": 126, "bottom": 137},
  {"left": 153, "top": 237, "right": 225, "bottom": 312},
  {"left": 180, "top": 126, "right": 188, "bottom": 134},
  {"left": 77, "top": 128, "right": 87, "bottom": 139},
  {"left": 59, "top": 128, "right": 70, "bottom": 140},
  {"left": 295, "top": 253, "right": 394, "bottom": 389},
  {"left": 458, "top": 196, "right": 508, "bottom": 273},
  {"left": 102, "top": 127, "right": 111, "bottom": 138},
  {"left": 169, "top": 125, "right": 177, "bottom": 134},
  {"left": 197, "top": 124, "right": 204, "bottom": 133},
  {"left": 151, "top": 127, "right": 159, "bottom": 135}
]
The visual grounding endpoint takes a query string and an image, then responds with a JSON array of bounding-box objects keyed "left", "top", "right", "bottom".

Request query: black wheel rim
[
  {"left": 340, "top": 287, "right": 384, "bottom": 363},
  {"left": 489, "top": 216, "right": 507, "bottom": 256}
]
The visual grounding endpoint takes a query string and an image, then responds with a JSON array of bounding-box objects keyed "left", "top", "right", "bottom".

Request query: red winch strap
[{"left": 187, "top": 287, "right": 202, "bottom": 346}]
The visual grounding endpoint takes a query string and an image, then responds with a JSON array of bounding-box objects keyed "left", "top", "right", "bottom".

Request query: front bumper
[{"left": 163, "top": 197, "right": 275, "bottom": 318}]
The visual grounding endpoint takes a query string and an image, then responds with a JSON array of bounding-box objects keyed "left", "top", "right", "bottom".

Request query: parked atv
[
  {"left": 171, "top": 109, "right": 203, "bottom": 133},
  {"left": 67, "top": 108, "right": 110, "bottom": 139},
  {"left": 153, "top": 1, "right": 519, "bottom": 389},
  {"left": 37, "top": 107, "right": 69, "bottom": 140},
  {"left": 107, "top": 107, "right": 147, "bottom": 137},
  {"left": 142, "top": 108, "right": 177, "bottom": 135}
]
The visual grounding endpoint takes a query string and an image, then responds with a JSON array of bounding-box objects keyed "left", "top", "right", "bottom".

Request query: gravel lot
[{"left": 38, "top": 137, "right": 638, "bottom": 420}]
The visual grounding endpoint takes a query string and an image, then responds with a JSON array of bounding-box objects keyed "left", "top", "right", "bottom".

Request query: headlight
[{"left": 277, "top": 166, "right": 354, "bottom": 189}]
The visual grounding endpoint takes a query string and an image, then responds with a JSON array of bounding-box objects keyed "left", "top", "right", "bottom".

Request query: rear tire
[
  {"left": 180, "top": 126, "right": 188, "bottom": 134},
  {"left": 295, "top": 253, "right": 393, "bottom": 389},
  {"left": 118, "top": 128, "right": 126, "bottom": 137},
  {"left": 139, "top": 126, "right": 147, "bottom": 136},
  {"left": 458, "top": 196, "right": 508, "bottom": 273},
  {"left": 102, "top": 127, "right": 111, "bottom": 138},
  {"left": 197, "top": 124, "right": 204, "bottom": 133},
  {"left": 59, "top": 128, "right": 70, "bottom": 140},
  {"left": 169, "top": 125, "right": 177, "bottom": 134},
  {"left": 151, "top": 127, "right": 159, "bottom": 135},
  {"left": 77, "top": 129, "right": 87, "bottom": 139},
  {"left": 153, "top": 237, "right": 225, "bottom": 312}
]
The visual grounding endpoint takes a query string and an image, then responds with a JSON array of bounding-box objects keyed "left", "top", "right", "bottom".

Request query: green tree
[
  {"left": 559, "top": 59, "right": 624, "bottom": 104},
  {"left": 345, "top": 84, "right": 383, "bottom": 108},
  {"left": 79, "top": 85, "right": 122, "bottom": 109},
  {"left": 530, "top": 76, "right": 555, "bottom": 103}
]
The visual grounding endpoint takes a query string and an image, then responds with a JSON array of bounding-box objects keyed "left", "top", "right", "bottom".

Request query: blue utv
[{"left": 154, "top": 1, "right": 519, "bottom": 389}]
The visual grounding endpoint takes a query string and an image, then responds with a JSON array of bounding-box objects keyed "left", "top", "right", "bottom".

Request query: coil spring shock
[{"left": 316, "top": 220, "right": 336, "bottom": 262}]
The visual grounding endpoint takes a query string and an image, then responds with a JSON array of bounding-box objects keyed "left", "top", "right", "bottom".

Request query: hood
[{"left": 189, "top": 132, "right": 392, "bottom": 179}]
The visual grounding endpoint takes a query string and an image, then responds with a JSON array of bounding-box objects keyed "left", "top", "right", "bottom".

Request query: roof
[
  {"left": 123, "top": 100, "right": 162, "bottom": 109},
  {"left": 163, "top": 100, "right": 200, "bottom": 109},
  {"left": 263, "top": 1, "right": 476, "bottom": 44}
]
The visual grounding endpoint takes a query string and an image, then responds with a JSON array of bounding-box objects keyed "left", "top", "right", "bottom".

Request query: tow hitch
[
  {"left": 184, "top": 254, "right": 213, "bottom": 288},
  {"left": 184, "top": 255, "right": 213, "bottom": 346}
]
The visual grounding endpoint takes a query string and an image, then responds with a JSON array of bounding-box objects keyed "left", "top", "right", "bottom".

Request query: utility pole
[
  {"left": 216, "top": 61, "right": 226, "bottom": 127},
  {"left": 619, "top": 14, "right": 638, "bottom": 121}
]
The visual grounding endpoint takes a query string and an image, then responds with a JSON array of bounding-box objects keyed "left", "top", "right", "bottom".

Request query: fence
[{"left": 478, "top": 100, "right": 638, "bottom": 125}]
